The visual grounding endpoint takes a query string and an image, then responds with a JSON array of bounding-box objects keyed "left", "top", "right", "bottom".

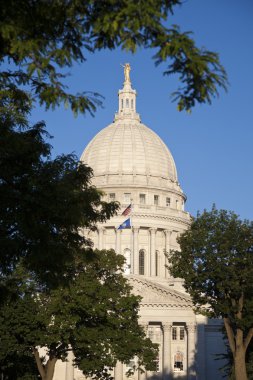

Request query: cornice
[
  {"left": 131, "top": 213, "right": 191, "bottom": 226},
  {"left": 92, "top": 180, "right": 185, "bottom": 198},
  {"left": 139, "top": 302, "right": 191, "bottom": 309},
  {"left": 127, "top": 275, "right": 193, "bottom": 309}
]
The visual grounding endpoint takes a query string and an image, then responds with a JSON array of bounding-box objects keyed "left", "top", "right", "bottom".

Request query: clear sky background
[{"left": 31, "top": 0, "right": 253, "bottom": 220}]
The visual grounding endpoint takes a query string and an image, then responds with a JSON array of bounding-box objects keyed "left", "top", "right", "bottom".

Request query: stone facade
[{"left": 53, "top": 67, "right": 227, "bottom": 380}]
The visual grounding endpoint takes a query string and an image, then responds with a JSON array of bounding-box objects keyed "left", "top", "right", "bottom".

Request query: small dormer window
[
  {"left": 109, "top": 193, "right": 116, "bottom": 201},
  {"left": 124, "top": 193, "right": 131, "bottom": 203},
  {"left": 154, "top": 195, "right": 159, "bottom": 205},
  {"left": 126, "top": 98, "right": 129, "bottom": 108},
  {"left": 140, "top": 194, "right": 146, "bottom": 204}
]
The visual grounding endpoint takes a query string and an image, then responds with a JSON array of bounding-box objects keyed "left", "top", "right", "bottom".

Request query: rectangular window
[
  {"left": 109, "top": 193, "right": 115, "bottom": 201},
  {"left": 166, "top": 197, "right": 171, "bottom": 207},
  {"left": 172, "top": 327, "right": 177, "bottom": 340},
  {"left": 124, "top": 193, "right": 131, "bottom": 203},
  {"left": 180, "top": 327, "right": 185, "bottom": 340},
  {"left": 148, "top": 328, "right": 154, "bottom": 340},
  {"left": 154, "top": 352, "right": 160, "bottom": 372},
  {"left": 140, "top": 194, "right": 146, "bottom": 204},
  {"left": 154, "top": 195, "right": 159, "bottom": 205}
]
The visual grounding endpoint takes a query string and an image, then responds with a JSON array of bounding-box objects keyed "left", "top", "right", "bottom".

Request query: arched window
[
  {"left": 121, "top": 99, "right": 124, "bottom": 109},
  {"left": 131, "top": 99, "right": 134, "bottom": 109},
  {"left": 123, "top": 248, "right": 131, "bottom": 275},
  {"left": 174, "top": 351, "right": 184, "bottom": 372},
  {"left": 139, "top": 249, "right": 145, "bottom": 275},
  {"left": 126, "top": 98, "right": 129, "bottom": 108},
  {"left": 155, "top": 250, "right": 159, "bottom": 276}
]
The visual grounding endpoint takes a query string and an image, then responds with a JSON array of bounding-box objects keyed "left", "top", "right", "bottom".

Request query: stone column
[
  {"left": 196, "top": 322, "right": 206, "bottom": 379},
  {"left": 138, "top": 322, "right": 149, "bottom": 380},
  {"left": 163, "top": 323, "right": 172, "bottom": 380},
  {"left": 115, "top": 361, "right": 123, "bottom": 380},
  {"left": 98, "top": 227, "right": 105, "bottom": 250},
  {"left": 115, "top": 228, "right": 121, "bottom": 254},
  {"left": 133, "top": 227, "right": 139, "bottom": 275},
  {"left": 187, "top": 323, "right": 196, "bottom": 380},
  {"left": 164, "top": 230, "right": 171, "bottom": 278},
  {"left": 65, "top": 350, "right": 74, "bottom": 380},
  {"left": 150, "top": 228, "right": 157, "bottom": 276}
]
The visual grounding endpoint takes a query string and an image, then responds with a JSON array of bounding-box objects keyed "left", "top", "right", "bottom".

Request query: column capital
[
  {"left": 164, "top": 229, "right": 171, "bottom": 237},
  {"left": 98, "top": 226, "right": 105, "bottom": 232},
  {"left": 133, "top": 226, "right": 139, "bottom": 233},
  {"left": 149, "top": 227, "right": 157, "bottom": 234},
  {"left": 162, "top": 322, "right": 173, "bottom": 332},
  {"left": 187, "top": 322, "right": 197, "bottom": 333}
]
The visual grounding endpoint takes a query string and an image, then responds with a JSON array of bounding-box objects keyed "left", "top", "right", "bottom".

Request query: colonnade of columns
[
  {"left": 114, "top": 322, "right": 196, "bottom": 380},
  {"left": 97, "top": 226, "right": 179, "bottom": 278}
]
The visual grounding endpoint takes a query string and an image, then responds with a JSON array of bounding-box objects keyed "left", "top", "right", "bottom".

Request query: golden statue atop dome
[{"left": 123, "top": 63, "right": 131, "bottom": 83}]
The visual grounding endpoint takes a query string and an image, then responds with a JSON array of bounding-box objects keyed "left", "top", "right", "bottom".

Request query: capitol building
[{"left": 53, "top": 66, "right": 226, "bottom": 380}]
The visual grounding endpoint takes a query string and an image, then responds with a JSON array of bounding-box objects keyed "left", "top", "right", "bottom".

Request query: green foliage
[
  {"left": 0, "top": 250, "right": 158, "bottom": 379},
  {"left": 169, "top": 207, "right": 253, "bottom": 378},
  {"left": 0, "top": 0, "right": 228, "bottom": 114},
  {"left": 169, "top": 207, "right": 253, "bottom": 326},
  {"left": 0, "top": 94, "right": 156, "bottom": 378},
  {"left": 0, "top": 90, "right": 118, "bottom": 288}
]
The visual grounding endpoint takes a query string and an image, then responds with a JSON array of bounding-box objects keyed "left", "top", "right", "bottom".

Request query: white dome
[
  {"left": 80, "top": 71, "right": 183, "bottom": 195},
  {"left": 81, "top": 121, "right": 177, "bottom": 184}
]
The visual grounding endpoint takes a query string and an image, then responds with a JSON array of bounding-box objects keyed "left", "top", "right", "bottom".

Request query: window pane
[
  {"left": 174, "top": 352, "right": 184, "bottom": 371},
  {"left": 172, "top": 327, "right": 177, "bottom": 340},
  {"left": 139, "top": 250, "right": 145, "bottom": 275},
  {"left": 180, "top": 327, "right": 184, "bottom": 340},
  {"left": 155, "top": 250, "right": 159, "bottom": 276},
  {"left": 109, "top": 193, "right": 115, "bottom": 201},
  {"left": 166, "top": 197, "right": 171, "bottom": 207},
  {"left": 124, "top": 193, "right": 131, "bottom": 203},
  {"left": 140, "top": 194, "right": 146, "bottom": 204},
  {"left": 123, "top": 249, "right": 131, "bottom": 275}
]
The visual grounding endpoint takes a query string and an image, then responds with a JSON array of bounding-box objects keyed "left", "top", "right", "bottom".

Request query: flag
[
  {"left": 122, "top": 203, "right": 132, "bottom": 216},
  {"left": 118, "top": 218, "right": 131, "bottom": 230}
]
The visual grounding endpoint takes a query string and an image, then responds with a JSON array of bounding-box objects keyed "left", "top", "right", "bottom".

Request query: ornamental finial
[{"left": 123, "top": 63, "right": 131, "bottom": 83}]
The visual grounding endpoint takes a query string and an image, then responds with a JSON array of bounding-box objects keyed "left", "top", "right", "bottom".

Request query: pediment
[{"left": 127, "top": 275, "right": 192, "bottom": 308}]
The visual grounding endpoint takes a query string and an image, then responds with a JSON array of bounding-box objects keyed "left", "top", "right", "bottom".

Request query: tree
[
  {"left": 168, "top": 208, "right": 253, "bottom": 380},
  {"left": 0, "top": 89, "right": 118, "bottom": 288},
  {"left": 0, "top": 249, "right": 157, "bottom": 380},
  {"left": 0, "top": 0, "right": 227, "bottom": 114},
  {"left": 0, "top": 92, "right": 157, "bottom": 379}
]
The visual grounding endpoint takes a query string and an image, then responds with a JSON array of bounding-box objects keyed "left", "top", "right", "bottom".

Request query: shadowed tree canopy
[
  {"left": 169, "top": 207, "right": 253, "bottom": 380},
  {"left": 0, "top": 249, "right": 158, "bottom": 380},
  {"left": 0, "top": 90, "right": 118, "bottom": 289},
  {"left": 0, "top": 0, "right": 227, "bottom": 114}
]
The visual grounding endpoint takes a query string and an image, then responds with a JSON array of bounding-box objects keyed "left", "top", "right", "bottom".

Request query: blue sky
[{"left": 31, "top": 0, "right": 253, "bottom": 220}]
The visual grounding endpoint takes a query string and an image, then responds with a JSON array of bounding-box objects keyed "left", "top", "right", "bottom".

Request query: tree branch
[
  {"left": 33, "top": 347, "right": 45, "bottom": 379},
  {"left": 46, "top": 357, "right": 58, "bottom": 380},
  {"left": 244, "top": 327, "right": 253, "bottom": 351},
  {"left": 224, "top": 317, "right": 236, "bottom": 355}
]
